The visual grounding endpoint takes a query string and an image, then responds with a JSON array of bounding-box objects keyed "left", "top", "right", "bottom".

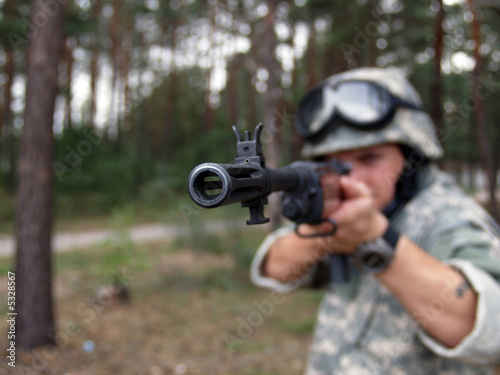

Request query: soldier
[{"left": 250, "top": 68, "right": 500, "bottom": 374}]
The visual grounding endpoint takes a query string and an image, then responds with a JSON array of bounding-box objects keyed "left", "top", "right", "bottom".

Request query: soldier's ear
[{"left": 398, "top": 145, "right": 428, "bottom": 170}]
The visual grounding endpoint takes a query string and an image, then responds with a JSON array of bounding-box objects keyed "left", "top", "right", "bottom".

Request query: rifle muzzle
[{"left": 187, "top": 162, "right": 269, "bottom": 208}]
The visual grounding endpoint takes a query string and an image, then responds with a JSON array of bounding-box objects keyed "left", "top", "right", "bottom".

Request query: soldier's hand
[
  {"left": 327, "top": 176, "right": 388, "bottom": 253},
  {"left": 302, "top": 175, "right": 388, "bottom": 254}
]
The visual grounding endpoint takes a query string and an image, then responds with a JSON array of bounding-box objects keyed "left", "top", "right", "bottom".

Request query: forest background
[
  {"left": 1, "top": 0, "right": 499, "bottom": 225},
  {"left": 1, "top": 0, "right": 500, "bottom": 374}
]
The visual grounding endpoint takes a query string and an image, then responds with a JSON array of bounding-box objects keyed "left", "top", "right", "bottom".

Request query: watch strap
[
  {"left": 352, "top": 224, "right": 400, "bottom": 274},
  {"left": 382, "top": 223, "right": 400, "bottom": 249}
]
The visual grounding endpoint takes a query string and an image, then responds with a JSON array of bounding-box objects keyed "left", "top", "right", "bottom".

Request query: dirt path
[
  {"left": 0, "top": 221, "right": 267, "bottom": 258},
  {"left": 0, "top": 224, "right": 183, "bottom": 258},
  {"left": 0, "top": 222, "right": 236, "bottom": 258}
]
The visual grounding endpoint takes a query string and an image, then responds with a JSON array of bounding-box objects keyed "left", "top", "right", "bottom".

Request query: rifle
[{"left": 187, "top": 124, "right": 351, "bottom": 283}]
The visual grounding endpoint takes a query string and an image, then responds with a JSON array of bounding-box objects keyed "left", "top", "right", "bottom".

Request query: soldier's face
[{"left": 325, "top": 144, "right": 406, "bottom": 210}]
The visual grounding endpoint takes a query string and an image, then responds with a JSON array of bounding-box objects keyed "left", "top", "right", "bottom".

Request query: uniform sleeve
[
  {"left": 416, "top": 223, "right": 500, "bottom": 365},
  {"left": 415, "top": 258, "right": 500, "bottom": 365},
  {"left": 250, "top": 226, "right": 315, "bottom": 293},
  {"left": 425, "top": 221, "right": 500, "bottom": 282}
]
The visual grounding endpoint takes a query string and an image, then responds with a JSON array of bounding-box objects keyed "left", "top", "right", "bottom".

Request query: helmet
[{"left": 299, "top": 67, "right": 443, "bottom": 160}]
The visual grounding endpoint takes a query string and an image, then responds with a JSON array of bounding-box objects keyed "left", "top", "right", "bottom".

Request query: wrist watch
[{"left": 353, "top": 225, "right": 400, "bottom": 274}]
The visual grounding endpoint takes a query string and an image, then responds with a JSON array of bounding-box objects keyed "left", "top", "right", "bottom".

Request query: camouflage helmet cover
[{"left": 300, "top": 67, "right": 444, "bottom": 160}]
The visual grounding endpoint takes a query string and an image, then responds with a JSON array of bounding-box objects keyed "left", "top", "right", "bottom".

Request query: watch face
[
  {"left": 354, "top": 239, "right": 395, "bottom": 274},
  {"left": 360, "top": 252, "right": 387, "bottom": 272}
]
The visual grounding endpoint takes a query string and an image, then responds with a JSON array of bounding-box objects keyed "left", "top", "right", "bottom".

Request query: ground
[
  {"left": 0, "top": 229, "right": 323, "bottom": 375},
  {"left": 1, "top": 224, "right": 500, "bottom": 375}
]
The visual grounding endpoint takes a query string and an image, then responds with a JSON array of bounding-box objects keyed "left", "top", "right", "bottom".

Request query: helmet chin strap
[
  {"left": 383, "top": 146, "right": 427, "bottom": 219},
  {"left": 382, "top": 199, "right": 401, "bottom": 219}
]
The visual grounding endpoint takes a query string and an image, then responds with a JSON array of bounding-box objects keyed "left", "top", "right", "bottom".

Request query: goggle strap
[{"left": 395, "top": 97, "right": 423, "bottom": 112}]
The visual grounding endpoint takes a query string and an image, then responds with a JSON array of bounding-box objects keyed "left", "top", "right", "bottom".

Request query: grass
[
  {"left": 2, "top": 215, "right": 500, "bottom": 374},
  {"left": 0, "top": 229, "right": 324, "bottom": 375}
]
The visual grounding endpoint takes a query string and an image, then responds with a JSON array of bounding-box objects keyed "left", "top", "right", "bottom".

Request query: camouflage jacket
[{"left": 251, "top": 164, "right": 500, "bottom": 374}]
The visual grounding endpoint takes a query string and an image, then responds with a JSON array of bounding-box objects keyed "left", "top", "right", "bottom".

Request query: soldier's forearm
[
  {"left": 377, "top": 235, "right": 477, "bottom": 348},
  {"left": 264, "top": 233, "right": 329, "bottom": 284}
]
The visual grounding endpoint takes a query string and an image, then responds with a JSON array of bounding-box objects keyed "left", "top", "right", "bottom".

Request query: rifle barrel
[{"left": 187, "top": 162, "right": 302, "bottom": 209}]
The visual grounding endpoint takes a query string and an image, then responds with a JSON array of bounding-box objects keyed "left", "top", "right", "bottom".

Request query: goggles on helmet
[{"left": 295, "top": 80, "right": 423, "bottom": 140}]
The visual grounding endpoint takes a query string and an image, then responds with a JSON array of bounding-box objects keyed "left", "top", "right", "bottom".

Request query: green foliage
[
  {"left": 277, "top": 317, "right": 316, "bottom": 335},
  {"left": 174, "top": 216, "right": 264, "bottom": 271},
  {"left": 53, "top": 127, "right": 141, "bottom": 212},
  {"left": 2, "top": 0, "right": 500, "bottom": 226},
  {"left": 137, "top": 162, "right": 187, "bottom": 205},
  {"left": 0, "top": 188, "right": 15, "bottom": 232},
  {"left": 202, "top": 267, "right": 238, "bottom": 291},
  {"left": 48, "top": 118, "right": 249, "bottom": 223},
  {"left": 0, "top": 254, "right": 14, "bottom": 277},
  {"left": 53, "top": 205, "right": 152, "bottom": 283},
  {"left": 410, "top": 61, "right": 434, "bottom": 109},
  {"left": 64, "top": 7, "right": 97, "bottom": 37}
]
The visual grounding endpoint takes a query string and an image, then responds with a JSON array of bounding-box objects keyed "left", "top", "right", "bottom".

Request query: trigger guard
[{"left": 295, "top": 218, "right": 338, "bottom": 238}]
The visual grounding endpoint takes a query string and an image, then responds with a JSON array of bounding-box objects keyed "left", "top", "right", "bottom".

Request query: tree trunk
[
  {"left": 15, "top": 0, "right": 65, "bottom": 350},
  {"left": 263, "top": 0, "right": 282, "bottom": 228},
  {"left": 89, "top": 0, "right": 101, "bottom": 127},
  {"left": 2, "top": 0, "right": 16, "bottom": 191},
  {"left": 432, "top": 0, "right": 444, "bottom": 139},
  {"left": 108, "top": 0, "right": 121, "bottom": 147},
  {"left": 245, "top": 67, "right": 257, "bottom": 131},
  {"left": 468, "top": 0, "right": 499, "bottom": 221},
  {"left": 306, "top": 25, "right": 318, "bottom": 89},
  {"left": 227, "top": 59, "right": 239, "bottom": 127},
  {"left": 64, "top": 38, "right": 74, "bottom": 129},
  {"left": 2, "top": 49, "right": 16, "bottom": 191},
  {"left": 120, "top": 7, "right": 132, "bottom": 135},
  {"left": 204, "top": 1, "right": 217, "bottom": 132},
  {"left": 132, "top": 30, "right": 148, "bottom": 196},
  {"left": 162, "top": 11, "right": 179, "bottom": 163}
]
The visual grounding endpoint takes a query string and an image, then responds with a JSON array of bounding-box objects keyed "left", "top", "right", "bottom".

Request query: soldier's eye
[{"left": 359, "top": 153, "right": 380, "bottom": 163}]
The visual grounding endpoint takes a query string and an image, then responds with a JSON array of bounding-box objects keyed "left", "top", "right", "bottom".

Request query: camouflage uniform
[{"left": 250, "top": 68, "right": 500, "bottom": 374}]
